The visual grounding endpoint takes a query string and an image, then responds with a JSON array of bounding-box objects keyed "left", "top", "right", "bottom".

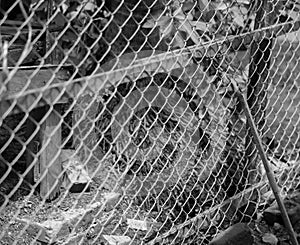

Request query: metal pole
[{"left": 233, "top": 81, "right": 299, "bottom": 245}]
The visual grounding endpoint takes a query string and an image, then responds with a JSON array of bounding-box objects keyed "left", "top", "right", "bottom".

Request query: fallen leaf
[
  {"left": 143, "top": 15, "right": 174, "bottom": 40},
  {"left": 216, "top": 2, "right": 230, "bottom": 11},
  {"left": 142, "top": 19, "right": 156, "bottom": 28},
  {"left": 84, "top": 2, "right": 96, "bottom": 11},
  {"left": 142, "top": 9, "right": 167, "bottom": 28},
  {"left": 236, "top": 0, "right": 250, "bottom": 4},
  {"left": 103, "top": 192, "right": 122, "bottom": 211},
  {"left": 182, "top": 1, "right": 195, "bottom": 12},
  {"left": 127, "top": 219, "right": 148, "bottom": 231},
  {"left": 103, "top": 235, "right": 131, "bottom": 245},
  {"left": 178, "top": 20, "right": 202, "bottom": 44},
  {"left": 190, "top": 20, "right": 208, "bottom": 31},
  {"left": 159, "top": 18, "right": 174, "bottom": 39},
  {"left": 173, "top": 32, "right": 185, "bottom": 48},
  {"left": 198, "top": 0, "right": 210, "bottom": 11},
  {"left": 288, "top": 10, "right": 299, "bottom": 20},
  {"left": 262, "top": 233, "right": 278, "bottom": 245},
  {"left": 233, "top": 15, "right": 245, "bottom": 27}
]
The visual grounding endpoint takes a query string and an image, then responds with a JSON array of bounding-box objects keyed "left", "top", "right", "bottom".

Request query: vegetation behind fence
[{"left": 1, "top": 0, "right": 300, "bottom": 244}]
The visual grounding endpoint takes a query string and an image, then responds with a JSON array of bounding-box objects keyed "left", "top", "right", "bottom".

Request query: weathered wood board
[{"left": 39, "top": 105, "right": 62, "bottom": 201}]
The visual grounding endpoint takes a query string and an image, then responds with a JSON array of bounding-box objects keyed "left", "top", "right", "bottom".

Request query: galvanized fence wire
[{"left": 0, "top": 0, "right": 300, "bottom": 244}]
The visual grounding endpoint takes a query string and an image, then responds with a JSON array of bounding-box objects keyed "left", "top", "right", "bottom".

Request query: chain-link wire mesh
[{"left": 0, "top": 0, "right": 300, "bottom": 244}]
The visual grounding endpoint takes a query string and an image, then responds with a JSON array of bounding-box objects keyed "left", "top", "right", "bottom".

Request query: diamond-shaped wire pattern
[{"left": 0, "top": 0, "right": 300, "bottom": 244}]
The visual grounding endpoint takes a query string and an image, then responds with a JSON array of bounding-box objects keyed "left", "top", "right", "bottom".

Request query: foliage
[
  {"left": 5, "top": 0, "right": 297, "bottom": 75},
  {"left": 142, "top": 0, "right": 253, "bottom": 47},
  {"left": 8, "top": 0, "right": 108, "bottom": 74}
]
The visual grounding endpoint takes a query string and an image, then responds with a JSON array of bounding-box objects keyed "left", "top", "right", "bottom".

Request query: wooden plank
[
  {"left": 3, "top": 69, "right": 69, "bottom": 97},
  {"left": 25, "top": 109, "right": 40, "bottom": 184},
  {"left": 39, "top": 105, "right": 62, "bottom": 201},
  {"left": 0, "top": 52, "right": 193, "bottom": 115},
  {"left": 0, "top": 48, "right": 249, "bottom": 116},
  {"left": 25, "top": 107, "right": 48, "bottom": 185},
  {"left": 0, "top": 69, "right": 71, "bottom": 115}
]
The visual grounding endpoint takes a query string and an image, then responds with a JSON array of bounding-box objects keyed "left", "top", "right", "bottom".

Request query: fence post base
[{"left": 39, "top": 105, "right": 62, "bottom": 201}]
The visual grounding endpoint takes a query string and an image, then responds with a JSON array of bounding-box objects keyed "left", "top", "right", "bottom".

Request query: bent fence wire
[{"left": 0, "top": 0, "right": 300, "bottom": 244}]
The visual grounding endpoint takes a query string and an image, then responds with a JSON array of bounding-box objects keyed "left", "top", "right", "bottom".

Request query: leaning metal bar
[{"left": 232, "top": 79, "right": 299, "bottom": 245}]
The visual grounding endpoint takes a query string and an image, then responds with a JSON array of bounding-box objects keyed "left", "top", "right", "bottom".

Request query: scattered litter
[
  {"left": 103, "top": 235, "right": 131, "bottom": 245},
  {"left": 127, "top": 219, "right": 148, "bottom": 231},
  {"left": 61, "top": 150, "right": 91, "bottom": 193}
]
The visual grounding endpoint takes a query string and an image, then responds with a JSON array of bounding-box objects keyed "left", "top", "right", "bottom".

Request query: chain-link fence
[{"left": 0, "top": 0, "right": 300, "bottom": 244}]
